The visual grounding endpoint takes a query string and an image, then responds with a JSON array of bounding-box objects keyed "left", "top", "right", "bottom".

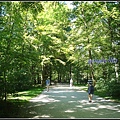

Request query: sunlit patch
[
  {"left": 52, "top": 95, "right": 67, "bottom": 98},
  {"left": 81, "top": 90, "right": 87, "bottom": 92},
  {"left": 76, "top": 105, "right": 83, "bottom": 108},
  {"left": 33, "top": 115, "right": 41, "bottom": 118},
  {"left": 29, "top": 111, "right": 37, "bottom": 114},
  {"left": 29, "top": 94, "right": 48, "bottom": 101},
  {"left": 52, "top": 86, "right": 70, "bottom": 89},
  {"left": 49, "top": 90, "right": 74, "bottom": 93},
  {"left": 50, "top": 91, "right": 63, "bottom": 93},
  {"left": 100, "top": 99, "right": 112, "bottom": 102},
  {"left": 98, "top": 113, "right": 104, "bottom": 115},
  {"left": 49, "top": 106, "right": 55, "bottom": 109},
  {"left": 76, "top": 90, "right": 86, "bottom": 92},
  {"left": 18, "top": 91, "right": 28, "bottom": 94},
  {"left": 96, "top": 97, "right": 104, "bottom": 100},
  {"left": 83, "top": 108, "right": 89, "bottom": 110},
  {"left": 29, "top": 96, "right": 60, "bottom": 103},
  {"left": 39, "top": 115, "right": 50, "bottom": 117},
  {"left": 106, "top": 105, "right": 119, "bottom": 111},
  {"left": 68, "top": 101, "right": 76, "bottom": 103},
  {"left": 8, "top": 96, "right": 31, "bottom": 101},
  {"left": 70, "top": 116, "right": 75, "bottom": 118},
  {"left": 28, "top": 103, "right": 45, "bottom": 108},
  {"left": 84, "top": 106, "right": 98, "bottom": 111},
  {"left": 90, "top": 107, "right": 98, "bottom": 110},
  {"left": 98, "top": 105, "right": 106, "bottom": 109},
  {"left": 79, "top": 100, "right": 88, "bottom": 103},
  {"left": 29, "top": 99, "right": 47, "bottom": 102},
  {"left": 112, "top": 108, "right": 119, "bottom": 111},
  {"left": 64, "top": 110, "right": 75, "bottom": 113},
  {"left": 59, "top": 96, "right": 67, "bottom": 98},
  {"left": 71, "top": 96, "right": 76, "bottom": 98}
]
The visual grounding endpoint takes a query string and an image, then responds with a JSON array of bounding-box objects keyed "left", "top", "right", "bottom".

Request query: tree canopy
[{"left": 0, "top": 1, "right": 120, "bottom": 101}]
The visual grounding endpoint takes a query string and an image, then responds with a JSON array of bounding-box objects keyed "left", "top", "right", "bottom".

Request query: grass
[
  {"left": 74, "top": 84, "right": 120, "bottom": 103},
  {"left": 94, "top": 90, "right": 120, "bottom": 103},
  {"left": 7, "top": 86, "right": 45, "bottom": 102},
  {"left": 0, "top": 86, "right": 45, "bottom": 118}
]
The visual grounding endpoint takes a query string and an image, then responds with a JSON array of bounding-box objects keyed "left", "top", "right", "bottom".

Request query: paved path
[{"left": 18, "top": 84, "right": 120, "bottom": 118}]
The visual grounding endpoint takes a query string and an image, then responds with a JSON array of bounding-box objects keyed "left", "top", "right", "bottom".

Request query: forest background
[{"left": 0, "top": 1, "right": 120, "bottom": 103}]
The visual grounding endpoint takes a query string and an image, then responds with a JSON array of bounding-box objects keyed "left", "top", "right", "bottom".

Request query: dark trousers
[{"left": 88, "top": 86, "right": 94, "bottom": 95}]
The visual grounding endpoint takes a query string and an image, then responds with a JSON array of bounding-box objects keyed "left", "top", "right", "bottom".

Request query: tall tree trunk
[
  {"left": 81, "top": 8, "right": 95, "bottom": 80},
  {"left": 3, "top": 71, "right": 7, "bottom": 101},
  {"left": 88, "top": 43, "right": 94, "bottom": 79},
  {"left": 69, "top": 63, "right": 72, "bottom": 79}
]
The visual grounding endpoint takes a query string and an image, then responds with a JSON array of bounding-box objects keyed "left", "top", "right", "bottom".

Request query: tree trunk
[{"left": 3, "top": 71, "right": 7, "bottom": 101}]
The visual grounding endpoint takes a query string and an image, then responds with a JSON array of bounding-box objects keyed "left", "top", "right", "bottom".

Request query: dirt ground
[{"left": 12, "top": 83, "right": 120, "bottom": 119}]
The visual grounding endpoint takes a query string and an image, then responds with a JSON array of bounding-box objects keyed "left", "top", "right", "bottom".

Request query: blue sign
[{"left": 88, "top": 57, "right": 118, "bottom": 64}]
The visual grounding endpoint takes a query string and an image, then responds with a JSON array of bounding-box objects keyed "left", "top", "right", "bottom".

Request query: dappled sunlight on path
[{"left": 18, "top": 84, "right": 120, "bottom": 118}]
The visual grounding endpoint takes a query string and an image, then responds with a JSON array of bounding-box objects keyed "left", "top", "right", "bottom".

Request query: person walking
[
  {"left": 70, "top": 78, "right": 73, "bottom": 87},
  {"left": 46, "top": 78, "right": 50, "bottom": 92},
  {"left": 87, "top": 77, "right": 96, "bottom": 102}
]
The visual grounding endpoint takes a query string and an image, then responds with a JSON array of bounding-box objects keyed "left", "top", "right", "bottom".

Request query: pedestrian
[
  {"left": 87, "top": 76, "right": 96, "bottom": 102},
  {"left": 46, "top": 78, "right": 50, "bottom": 92},
  {"left": 70, "top": 78, "right": 73, "bottom": 87}
]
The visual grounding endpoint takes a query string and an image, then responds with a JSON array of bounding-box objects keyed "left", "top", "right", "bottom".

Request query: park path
[{"left": 18, "top": 83, "right": 120, "bottom": 118}]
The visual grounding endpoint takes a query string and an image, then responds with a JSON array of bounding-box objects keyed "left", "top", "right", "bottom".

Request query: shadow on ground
[{"left": 1, "top": 84, "right": 120, "bottom": 118}]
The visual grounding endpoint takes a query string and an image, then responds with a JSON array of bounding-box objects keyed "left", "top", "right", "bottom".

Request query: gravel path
[{"left": 18, "top": 83, "right": 120, "bottom": 118}]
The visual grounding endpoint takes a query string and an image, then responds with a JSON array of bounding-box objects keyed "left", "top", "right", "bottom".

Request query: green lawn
[
  {"left": 7, "top": 86, "right": 45, "bottom": 102},
  {"left": 0, "top": 86, "right": 45, "bottom": 118},
  {"left": 75, "top": 84, "right": 120, "bottom": 103}
]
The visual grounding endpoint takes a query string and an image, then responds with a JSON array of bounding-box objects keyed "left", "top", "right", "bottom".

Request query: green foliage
[
  {"left": 96, "top": 78, "right": 120, "bottom": 99},
  {"left": 0, "top": 86, "right": 44, "bottom": 117},
  {"left": 20, "top": 2, "right": 43, "bottom": 15},
  {"left": 106, "top": 79, "right": 120, "bottom": 98},
  {"left": 8, "top": 85, "right": 44, "bottom": 101},
  {"left": 95, "top": 78, "right": 107, "bottom": 92},
  {"left": 0, "top": 1, "right": 119, "bottom": 101}
]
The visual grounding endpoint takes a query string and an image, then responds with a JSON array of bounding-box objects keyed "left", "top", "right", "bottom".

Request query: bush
[{"left": 107, "top": 80, "right": 120, "bottom": 98}]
